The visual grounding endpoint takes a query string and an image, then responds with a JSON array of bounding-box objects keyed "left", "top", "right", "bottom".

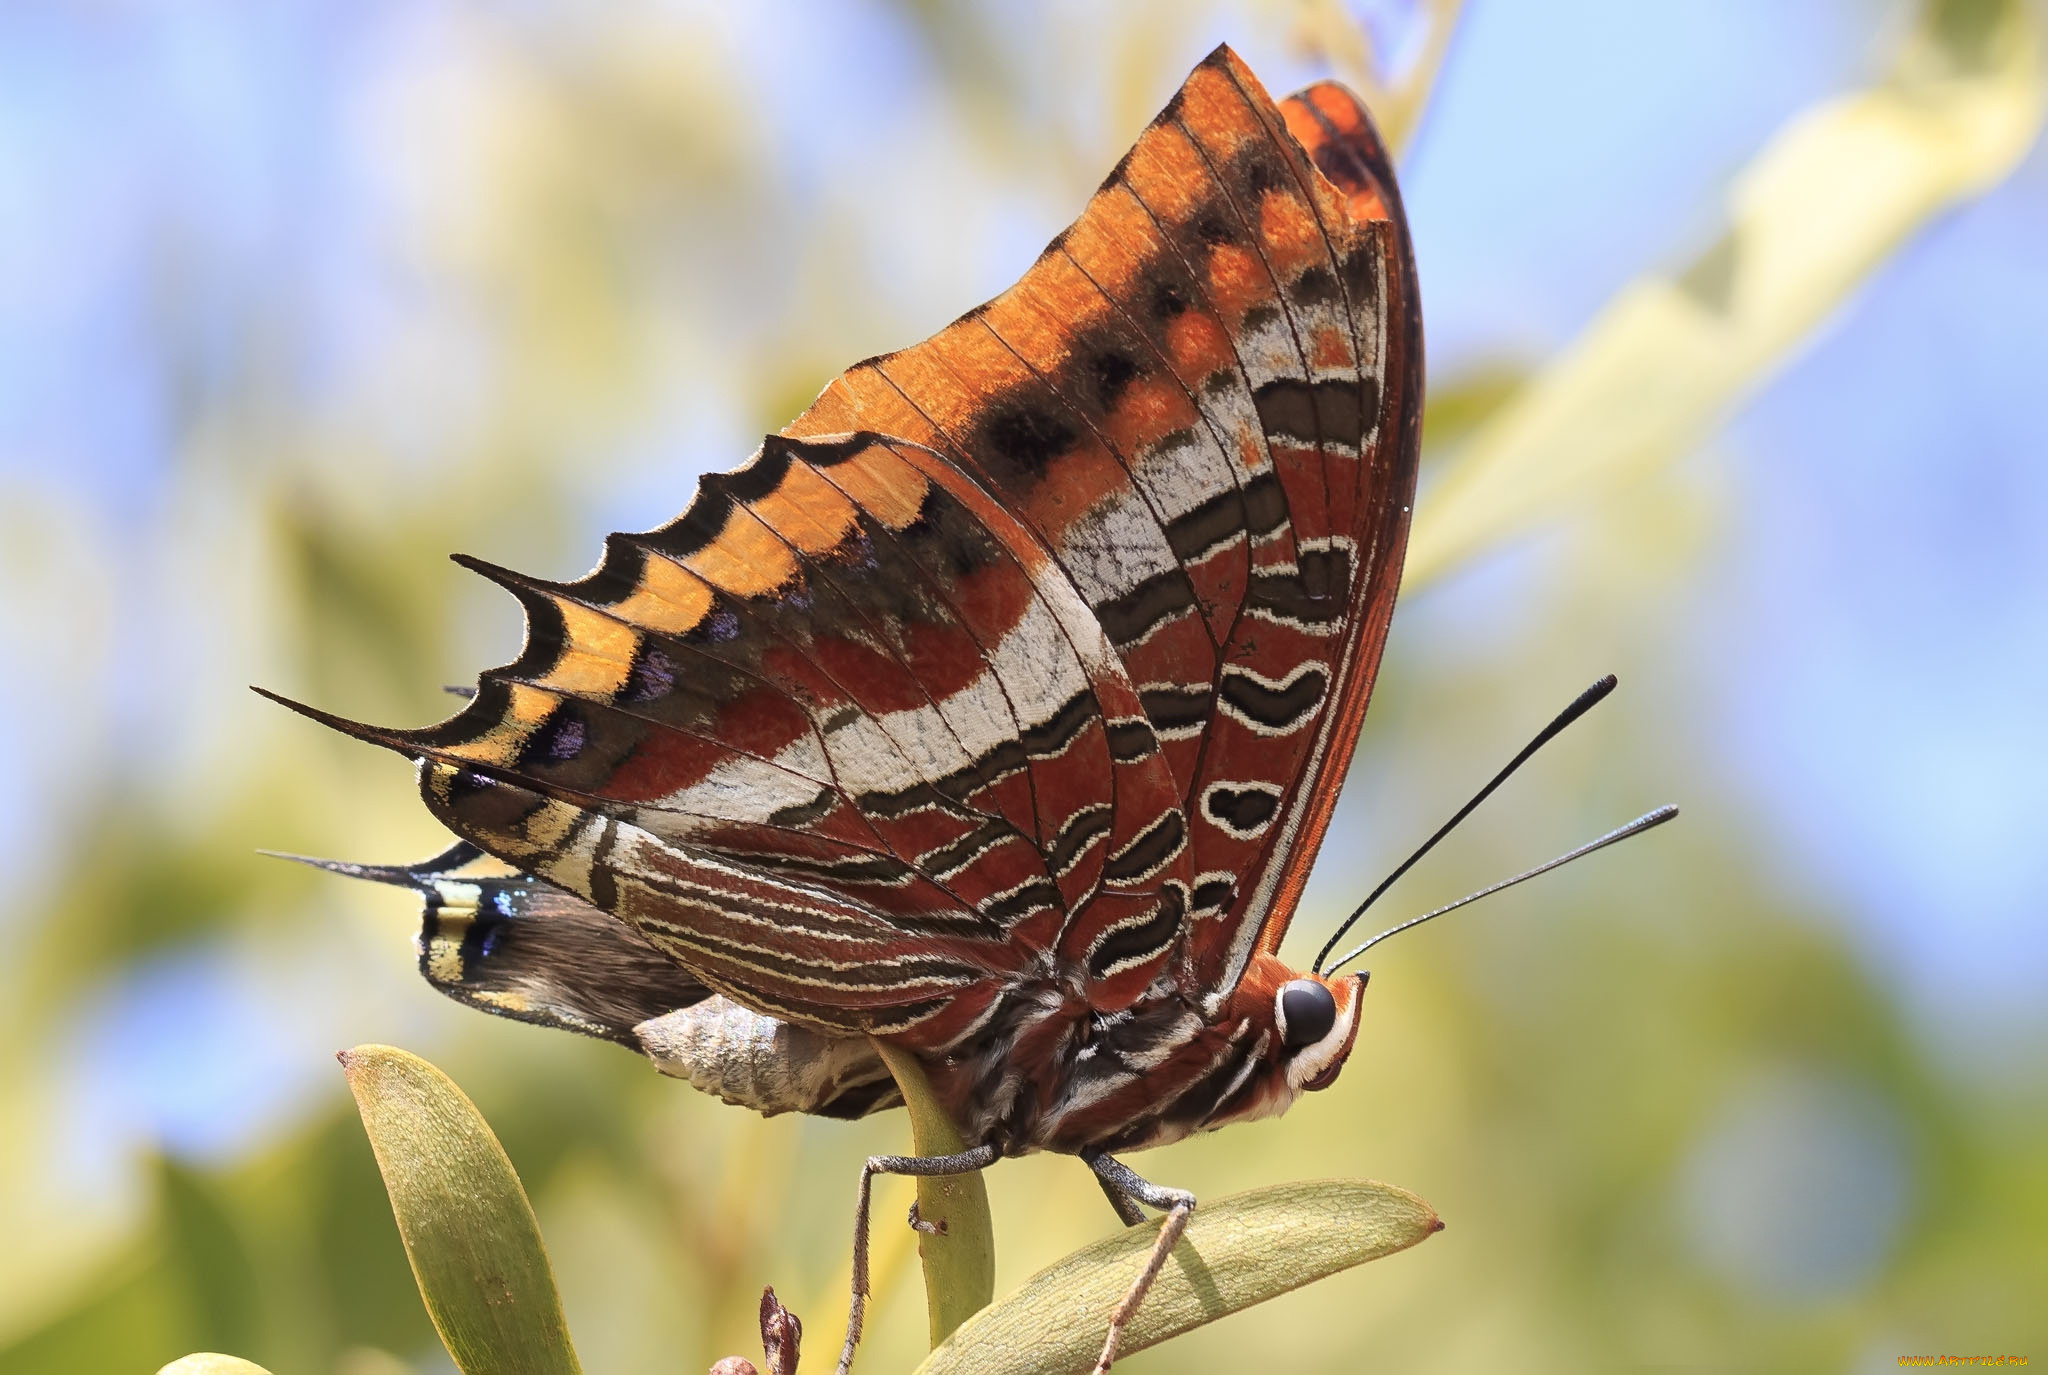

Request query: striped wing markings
[
  {"left": 273, "top": 560, "right": 988, "bottom": 931},
  {"left": 703, "top": 448, "right": 1039, "bottom": 841},
  {"left": 786, "top": 387, "right": 1190, "bottom": 920},
  {"left": 779, "top": 50, "right": 1401, "bottom": 1007},
  {"left": 802, "top": 416, "right": 1199, "bottom": 1013},
  {"left": 790, "top": 434, "right": 1123, "bottom": 920},
  {"left": 1125, "top": 76, "right": 1335, "bottom": 565},
  {"left": 428, "top": 551, "right": 1022, "bottom": 932},
  {"left": 1213, "top": 73, "right": 1421, "bottom": 989},
  {"left": 1137, "top": 52, "right": 1397, "bottom": 996},
  {"left": 414, "top": 764, "right": 1013, "bottom": 1040},
  {"left": 1182, "top": 55, "right": 1378, "bottom": 546},
  {"left": 1006, "top": 47, "right": 1392, "bottom": 997},
  {"left": 970, "top": 266, "right": 1245, "bottom": 798},
  {"left": 1049, "top": 182, "right": 1297, "bottom": 641},
  {"left": 873, "top": 320, "right": 1227, "bottom": 805},
  {"left": 695, "top": 444, "right": 1067, "bottom": 937},
  {"left": 284, "top": 670, "right": 980, "bottom": 935},
  {"left": 646, "top": 455, "right": 1064, "bottom": 912}
]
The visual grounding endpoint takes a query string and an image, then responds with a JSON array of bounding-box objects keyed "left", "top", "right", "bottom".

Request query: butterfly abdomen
[{"left": 636, "top": 996, "right": 901, "bottom": 1120}]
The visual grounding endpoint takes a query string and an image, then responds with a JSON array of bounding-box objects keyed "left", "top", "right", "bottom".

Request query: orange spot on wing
[
  {"left": 825, "top": 440, "right": 932, "bottom": 531},
  {"left": 1101, "top": 374, "right": 1195, "bottom": 457},
  {"left": 1163, "top": 309, "right": 1236, "bottom": 382},
  {"left": 1205, "top": 243, "right": 1271, "bottom": 320},
  {"left": 1310, "top": 325, "right": 1352, "bottom": 370},
  {"left": 1177, "top": 66, "right": 1260, "bottom": 161},
  {"left": 539, "top": 597, "right": 636, "bottom": 698},
  {"left": 610, "top": 554, "right": 715, "bottom": 638},
  {"left": 1258, "top": 191, "right": 1322, "bottom": 275},
  {"left": 684, "top": 511, "right": 798, "bottom": 597},
  {"left": 751, "top": 462, "right": 858, "bottom": 555}
]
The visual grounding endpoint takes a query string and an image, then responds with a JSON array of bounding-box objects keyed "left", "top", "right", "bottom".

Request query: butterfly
[{"left": 270, "top": 45, "right": 1424, "bottom": 1374}]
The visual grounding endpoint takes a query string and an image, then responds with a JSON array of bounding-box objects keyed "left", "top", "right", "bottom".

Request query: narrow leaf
[
  {"left": 156, "top": 1358, "right": 275, "bottom": 1375},
  {"left": 340, "top": 1044, "right": 583, "bottom": 1375},
  {"left": 913, "top": 1179, "right": 1440, "bottom": 1375},
  {"left": 872, "top": 1041, "right": 997, "bottom": 1346}
]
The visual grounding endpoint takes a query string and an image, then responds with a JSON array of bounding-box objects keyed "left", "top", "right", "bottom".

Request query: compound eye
[{"left": 1278, "top": 978, "right": 1336, "bottom": 1050}]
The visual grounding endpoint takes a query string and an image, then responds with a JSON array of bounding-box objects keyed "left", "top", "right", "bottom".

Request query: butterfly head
[
  {"left": 1186, "top": 954, "right": 1369, "bottom": 1138},
  {"left": 1275, "top": 967, "right": 1369, "bottom": 1093}
]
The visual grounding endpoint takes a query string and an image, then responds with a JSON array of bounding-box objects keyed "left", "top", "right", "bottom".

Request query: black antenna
[
  {"left": 1312, "top": 674, "right": 1620, "bottom": 973},
  {"left": 1323, "top": 804, "right": 1678, "bottom": 975}
]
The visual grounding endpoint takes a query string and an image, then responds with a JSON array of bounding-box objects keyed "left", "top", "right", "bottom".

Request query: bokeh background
[{"left": 3, "top": 1, "right": 2044, "bottom": 1371}]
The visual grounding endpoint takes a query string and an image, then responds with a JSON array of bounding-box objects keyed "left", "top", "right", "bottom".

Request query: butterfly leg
[
  {"left": 836, "top": 1143, "right": 999, "bottom": 1375},
  {"left": 1080, "top": 1150, "right": 1195, "bottom": 1375},
  {"left": 1095, "top": 1171, "right": 1147, "bottom": 1227}
]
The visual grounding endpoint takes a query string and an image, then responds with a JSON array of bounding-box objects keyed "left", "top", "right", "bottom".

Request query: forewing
[{"left": 784, "top": 48, "right": 1423, "bottom": 1002}]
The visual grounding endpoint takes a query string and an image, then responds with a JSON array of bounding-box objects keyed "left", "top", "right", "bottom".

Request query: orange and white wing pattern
[
  {"left": 782, "top": 47, "right": 1422, "bottom": 1006},
  {"left": 271, "top": 46, "right": 1420, "bottom": 1062}
]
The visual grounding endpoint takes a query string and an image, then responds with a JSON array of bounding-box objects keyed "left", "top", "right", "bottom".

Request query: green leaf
[
  {"left": 155, "top": 1357, "right": 274, "bottom": 1375},
  {"left": 340, "top": 1045, "right": 583, "bottom": 1375},
  {"left": 913, "top": 1179, "right": 1441, "bottom": 1375},
  {"left": 873, "top": 1042, "right": 997, "bottom": 1346}
]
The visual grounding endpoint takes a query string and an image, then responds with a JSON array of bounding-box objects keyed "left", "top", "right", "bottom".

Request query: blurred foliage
[{"left": 2, "top": 2, "right": 2045, "bottom": 1373}]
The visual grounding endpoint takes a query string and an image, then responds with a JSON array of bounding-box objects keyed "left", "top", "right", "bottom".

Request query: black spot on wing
[
  {"left": 1104, "top": 809, "right": 1187, "bottom": 884},
  {"left": 1164, "top": 484, "right": 1250, "bottom": 564},
  {"left": 982, "top": 879, "right": 1065, "bottom": 927},
  {"left": 1088, "top": 347, "right": 1141, "bottom": 412},
  {"left": 1094, "top": 571, "right": 1199, "bottom": 647},
  {"left": 1104, "top": 718, "right": 1160, "bottom": 762},
  {"left": 524, "top": 709, "right": 588, "bottom": 765},
  {"left": 765, "top": 786, "right": 839, "bottom": 829},
  {"left": 1202, "top": 781, "right": 1281, "bottom": 837},
  {"left": 1253, "top": 378, "right": 1369, "bottom": 449},
  {"left": 1246, "top": 548, "right": 1353, "bottom": 624},
  {"left": 620, "top": 641, "right": 677, "bottom": 705},
  {"left": 1135, "top": 684, "right": 1212, "bottom": 738},
  {"left": 1293, "top": 264, "right": 1340, "bottom": 307},
  {"left": 1086, "top": 886, "right": 1186, "bottom": 980},
  {"left": 980, "top": 401, "right": 1078, "bottom": 476},
  {"left": 1049, "top": 804, "right": 1113, "bottom": 877},
  {"left": 1017, "top": 689, "right": 1097, "bottom": 761},
  {"left": 1218, "top": 665, "right": 1327, "bottom": 733},
  {"left": 1148, "top": 275, "right": 1190, "bottom": 321}
]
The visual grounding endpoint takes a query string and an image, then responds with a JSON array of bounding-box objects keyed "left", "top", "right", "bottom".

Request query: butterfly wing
[
  {"left": 273, "top": 46, "right": 1419, "bottom": 1044},
  {"left": 784, "top": 48, "right": 1423, "bottom": 1002},
  {"left": 269, "top": 426, "right": 1189, "bottom": 1048}
]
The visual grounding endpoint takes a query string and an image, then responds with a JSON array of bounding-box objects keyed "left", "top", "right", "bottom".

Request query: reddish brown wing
[
  {"left": 272, "top": 46, "right": 1419, "bottom": 1043},
  {"left": 784, "top": 47, "right": 1422, "bottom": 1003},
  {"left": 270, "top": 428, "right": 1184, "bottom": 1046}
]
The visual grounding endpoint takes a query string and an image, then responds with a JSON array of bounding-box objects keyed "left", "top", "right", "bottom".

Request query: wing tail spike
[
  {"left": 250, "top": 685, "right": 428, "bottom": 759},
  {"left": 259, "top": 838, "right": 483, "bottom": 888},
  {"left": 449, "top": 550, "right": 564, "bottom": 600}
]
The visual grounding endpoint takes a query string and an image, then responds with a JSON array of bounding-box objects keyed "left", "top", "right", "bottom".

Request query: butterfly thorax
[{"left": 921, "top": 952, "right": 1366, "bottom": 1157}]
